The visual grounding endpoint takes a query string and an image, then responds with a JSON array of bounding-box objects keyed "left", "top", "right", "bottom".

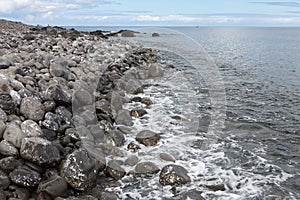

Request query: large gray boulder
[{"left": 135, "top": 130, "right": 160, "bottom": 146}]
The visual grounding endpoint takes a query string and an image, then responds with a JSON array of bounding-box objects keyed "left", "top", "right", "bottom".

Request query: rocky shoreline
[{"left": 0, "top": 19, "right": 194, "bottom": 199}]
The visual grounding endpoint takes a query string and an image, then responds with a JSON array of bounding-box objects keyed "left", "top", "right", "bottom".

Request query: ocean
[{"left": 69, "top": 26, "right": 300, "bottom": 199}]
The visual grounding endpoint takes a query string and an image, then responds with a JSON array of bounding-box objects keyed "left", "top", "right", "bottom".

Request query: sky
[{"left": 1, "top": 0, "right": 300, "bottom": 26}]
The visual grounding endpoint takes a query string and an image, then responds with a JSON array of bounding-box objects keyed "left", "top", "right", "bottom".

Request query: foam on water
[{"left": 105, "top": 28, "right": 297, "bottom": 199}]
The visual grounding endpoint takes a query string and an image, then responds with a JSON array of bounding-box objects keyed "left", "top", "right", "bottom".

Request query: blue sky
[{"left": 1, "top": 0, "right": 300, "bottom": 26}]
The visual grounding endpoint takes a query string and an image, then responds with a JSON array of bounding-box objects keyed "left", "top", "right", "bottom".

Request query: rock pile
[{"left": 0, "top": 19, "right": 191, "bottom": 199}]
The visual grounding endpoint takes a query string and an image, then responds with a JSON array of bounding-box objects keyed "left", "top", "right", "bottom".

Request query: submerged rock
[
  {"left": 134, "top": 162, "right": 160, "bottom": 176},
  {"left": 61, "top": 148, "right": 98, "bottom": 191},
  {"left": 159, "top": 165, "right": 191, "bottom": 186},
  {"left": 135, "top": 130, "right": 160, "bottom": 146}
]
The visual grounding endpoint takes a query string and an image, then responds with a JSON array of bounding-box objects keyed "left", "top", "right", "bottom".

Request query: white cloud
[{"left": 0, "top": 0, "right": 33, "bottom": 13}]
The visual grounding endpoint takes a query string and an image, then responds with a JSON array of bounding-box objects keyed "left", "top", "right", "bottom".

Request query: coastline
[{"left": 0, "top": 19, "right": 194, "bottom": 199}]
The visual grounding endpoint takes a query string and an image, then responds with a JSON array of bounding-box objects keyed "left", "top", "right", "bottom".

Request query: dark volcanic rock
[
  {"left": 124, "top": 155, "right": 139, "bottom": 166},
  {"left": 107, "top": 129, "right": 125, "bottom": 147},
  {"left": 130, "top": 108, "right": 147, "bottom": 118},
  {"left": 38, "top": 175, "right": 68, "bottom": 198},
  {"left": 0, "top": 170, "right": 11, "bottom": 188},
  {"left": 61, "top": 148, "right": 98, "bottom": 191},
  {"left": 127, "top": 142, "right": 140, "bottom": 152},
  {"left": 0, "top": 156, "right": 22, "bottom": 172},
  {"left": 46, "top": 84, "right": 72, "bottom": 105},
  {"left": 116, "top": 109, "right": 133, "bottom": 126},
  {"left": 0, "top": 140, "right": 19, "bottom": 156},
  {"left": 3, "top": 122, "right": 25, "bottom": 148},
  {"left": 134, "top": 162, "right": 160, "bottom": 177},
  {"left": 21, "top": 120, "right": 43, "bottom": 137},
  {"left": 42, "top": 112, "right": 61, "bottom": 131},
  {"left": 20, "top": 137, "right": 61, "bottom": 166},
  {"left": 49, "top": 57, "right": 70, "bottom": 79},
  {"left": 105, "top": 160, "right": 126, "bottom": 180},
  {"left": 152, "top": 33, "right": 160, "bottom": 37},
  {"left": 141, "top": 97, "right": 153, "bottom": 106},
  {"left": 0, "top": 92, "right": 16, "bottom": 114},
  {"left": 135, "top": 130, "right": 160, "bottom": 146},
  {"left": 9, "top": 166, "right": 41, "bottom": 187},
  {"left": 159, "top": 165, "right": 191, "bottom": 186},
  {"left": 20, "top": 97, "right": 45, "bottom": 121}
]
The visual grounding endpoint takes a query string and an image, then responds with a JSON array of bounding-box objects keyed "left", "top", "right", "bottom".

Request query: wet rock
[
  {"left": 0, "top": 170, "right": 11, "bottom": 188},
  {"left": 37, "top": 175, "right": 68, "bottom": 198},
  {"left": 55, "top": 106, "right": 72, "bottom": 123},
  {"left": 0, "top": 120, "right": 6, "bottom": 138},
  {"left": 131, "top": 96, "right": 142, "bottom": 102},
  {"left": 84, "top": 146, "right": 106, "bottom": 171},
  {"left": 20, "top": 137, "right": 61, "bottom": 166},
  {"left": 0, "top": 140, "right": 19, "bottom": 156},
  {"left": 0, "top": 92, "right": 16, "bottom": 114},
  {"left": 72, "top": 90, "right": 93, "bottom": 112},
  {"left": 152, "top": 33, "right": 160, "bottom": 37},
  {"left": 141, "top": 97, "right": 153, "bottom": 106},
  {"left": 105, "top": 160, "right": 126, "bottom": 180},
  {"left": 127, "top": 142, "right": 141, "bottom": 152},
  {"left": 148, "top": 64, "right": 164, "bottom": 78},
  {"left": 121, "top": 30, "right": 135, "bottom": 37},
  {"left": 0, "top": 108, "right": 7, "bottom": 121},
  {"left": 61, "top": 148, "right": 98, "bottom": 191},
  {"left": 36, "top": 192, "right": 52, "bottom": 200},
  {"left": 0, "top": 156, "right": 22, "bottom": 172},
  {"left": 42, "top": 129, "right": 57, "bottom": 141},
  {"left": 203, "top": 183, "right": 226, "bottom": 191},
  {"left": 88, "top": 124, "right": 109, "bottom": 144},
  {"left": 21, "top": 120, "right": 43, "bottom": 137},
  {"left": 98, "top": 191, "right": 118, "bottom": 200},
  {"left": 42, "top": 112, "right": 61, "bottom": 131},
  {"left": 107, "top": 129, "right": 125, "bottom": 147},
  {"left": 159, "top": 165, "right": 191, "bottom": 186},
  {"left": 20, "top": 97, "right": 45, "bottom": 121},
  {"left": 14, "top": 187, "right": 30, "bottom": 200},
  {"left": 46, "top": 84, "right": 72, "bottom": 105},
  {"left": 130, "top": 108, "right": 147, "bottom": 118},
  {"left": 182, "top": 190, "right": 205, "bottom": 200},
  {"left": 97, "top": 143, "right": 124, "bottom": 157},
  {"left": 134, "top": 162, "right": 160, "bottom": 176},
  {"left": 159, "top": 153, "right": 175, "bottom": 162},
  {"left": 124, "top": 79, "right": 143, "bottom": 94},
  {"left": 0, "top": 57, "right": 12, "bottom": 69},
  {"left": 135, "top": 130, "right": 160, "bottom": 146},
  {"left": 125, "top": 155, "right": 139, "bottom": 166},
  {"left": 116, "top": 109, "right": 133, "bottom": 126},
  {"left": 9, "top": 166, "right": 41, "bottom": 187},
  {"left": 43, "top": 101, "right": 56, "bottom": 112}
]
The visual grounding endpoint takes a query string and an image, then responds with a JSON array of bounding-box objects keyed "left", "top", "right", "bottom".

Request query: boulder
[
  {"left": 116, "top": 109, "right": 133, "bottom": 126},
  {"left": 3, "top": 122, "right": 25, "bottom": 148},
  {"left": 9, "top": 166, "right": 41, "bottom": 187},
  {"left": 46, "top": 84, "right": 72, "bottom": 105},
  {"left": 49, "top": 58, "right": 70, "bottom": 79},
  {"left": 20, "top": 97, "right": 45, "bottom": 121},
  {"left": 105, "top": 160, "right": 126, "bottom": 180},
  {"left": 148, "top": 64, "right": 164, "bottom": 77},
  {"left": 0, "top": 156, "right": 22, "bottom": 172},
  {"left": 0, "top": 140, "right": 19, "bottom": 156},
  {"left": 159, "top": 165, "right": 191, "bottom": 186},
  {"left": 37, "top": 175, "right": 68, "bottom": 198},
  {"left": 134, "top": 162, "right": 160, "bottom": 177},
  {"left": 0, "top": 92, "right": 16, "bottom": 114},
  {"left": 0, "top": 57, "right": 12, "bottom": 69},
  {"left": 20, "top": 137, "right": 61, "bottom": 166},
  {"left": 0, "top": 170, "right": 11, "bottom": 188},
  {"left": 21, "top": 120, "right": 43, "bottom": 137},
  {"left": 61, "top": 148, "right": 98, "bottom": 191},
  {"left": 152, "top": 33, "right": 160, "bottom": 37},
  {"left": 135, "top": 130, "right": 160, "bottom": 146}
]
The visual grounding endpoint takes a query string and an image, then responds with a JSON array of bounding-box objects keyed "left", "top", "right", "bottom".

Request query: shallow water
[{"left": 72, "top": 26, "right": 300, "bottom": 199}]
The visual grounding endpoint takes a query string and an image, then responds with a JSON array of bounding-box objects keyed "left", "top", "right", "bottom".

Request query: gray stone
[
  {"left": 141, "top": 97, "right": 153, "bottom": 106},
  {"left": 61, "top": 148, "right": 98, "bottom": 191},
  {"left": 0, "top": 92, "right": 16, "bottom": 114},
  {"left": 46, "top": 84, "right": 72, "bottom": 105},
  {"left": 9, "top": 166, "right": 41, "bottom": 187},
  {"left": 0, "top": 170, "right": 11, "bottom": 188},
  {"left": 21, "top": 120, "right": 43, "bottom": 137},
  {"left": 107, "top": 129, "right": 125, "bottom": 147},
  {"left": 134, "top": 162, "right": 160, "bottom": 177},
  {"left": 116, "top": 109, "right": 133, "bottom": 126},
  {"left": 0, "top": 156, "right": 22, "bottom": 172},
  {"left": 3, "top": 122, "right": 25, "bottom": 148},
  {"left": 159, "top": 153, "right": 175, "bottom": 162},
  {"left": 159, "top": 165, "right": 191, "bottom": 186},
  {"left": 72, "top": 90, "right": 94, "bottom": 111},
  {"left": 124, "top": 79, "right": 143, "bottom": 94},
  {"left": 0, "top": 57, "right": 12, "bottom": 69},
  {"left": 105, "top": 160, "right": 126, "bottom": 180},
  {"left": 0, "top": 120, "right": 6, "bottom": 138},
  {"left": 127, "top": 142, "right": 140, "bottom": 152},
  {"left": 37, "top": 175, "right": 68, "bottom": 198},
  {"left": 97, "top": 143, "right": 124, "bottom": 157},
  {"left": 148, "top": 64, "right": 164, "bottom": 77},
  {"left": 152, "top": 33, "right": 160, "bottom": 37},
  {"left": 20, "top": 97, "right": 45, "bottom": 121},
  {"left": 49, "top": 58, "right": 70, "bottom": 79},
  {"left": 135, "top": 130, "right": 160, "bottom": 146},
  {"left": 130, "top": 108, "right": 147, "bottom": 118},
  {"left": 20, "top": 137, "right": 61, "bottom": 166},
  {"left": 0, "top": 108, "right": 7, "bottom": 121},
  {"left": 42, "top": 112, "right": 61, "bottom": 131},
  {"left": 0, "top": 140, "right": 19, "bottom": 156},
  {"left": 121, "top": 30, "right": 135, "bottom": 37},
  {"left": 111, "top": 92, "right": 123, "bottom": 112},
  {"left": 88, "top": 124, "right": 109, "bottom": 144},
  {"left": 124, "top": 155, "right": 139, "bottom": 166}
]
